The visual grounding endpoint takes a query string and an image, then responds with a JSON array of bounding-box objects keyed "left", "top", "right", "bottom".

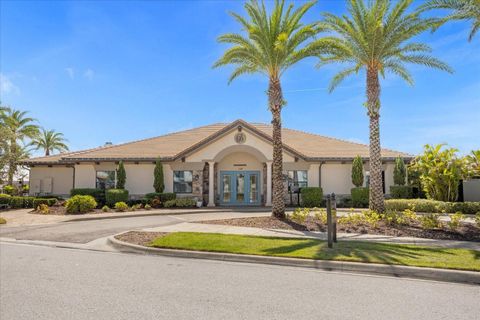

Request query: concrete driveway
[{"left": 0, "top": 210, "right": 270, "bottom": 243}]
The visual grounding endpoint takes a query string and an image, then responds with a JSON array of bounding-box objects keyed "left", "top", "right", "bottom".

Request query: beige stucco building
[{"left": 23, "top": 120, "right": 411, "bottom": 206}]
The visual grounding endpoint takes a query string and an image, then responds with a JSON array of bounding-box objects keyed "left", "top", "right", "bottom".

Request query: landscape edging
[{"left": 107, "top": 234, "right": 480, "bottom": 285}]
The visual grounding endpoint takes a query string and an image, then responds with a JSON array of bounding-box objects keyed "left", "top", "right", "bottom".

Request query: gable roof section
[{"left": 22, "top": 119, "right": 411, "bottom": 165}]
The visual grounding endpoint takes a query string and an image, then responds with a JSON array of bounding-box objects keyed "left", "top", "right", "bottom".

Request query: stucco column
[
  {"left": 207, "top": 161, "right": 215, "bottom": 207},
  {"left": 266, "top": 161, "right": 272, "bottom": 206}
]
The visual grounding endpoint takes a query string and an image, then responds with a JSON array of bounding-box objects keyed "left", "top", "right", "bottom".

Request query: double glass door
[{"left": 220, "top": 171, "right": 260, "bottom": 205}]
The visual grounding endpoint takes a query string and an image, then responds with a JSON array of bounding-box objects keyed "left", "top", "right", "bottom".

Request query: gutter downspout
[{"left": 319, "top": 161, "right": 324, "bottom": 189}]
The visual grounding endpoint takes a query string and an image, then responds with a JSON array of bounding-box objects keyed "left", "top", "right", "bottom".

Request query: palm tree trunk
[
  {"left": 45, "top": 149, "right": 50, "bottom": 156},
  {"left": 7, "top": 140, "right": 16, "bottom": 185},
  {"left": 366, "top": 67, "right": 385, "bottom": 213},
  {"left": 268, "top": 77, "right": 286, "bottom": 218}
]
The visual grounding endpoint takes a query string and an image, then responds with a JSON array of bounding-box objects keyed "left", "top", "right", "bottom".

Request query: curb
[
  {"left": 64, "top": 207, "right": 273, "bottom": 222},
  {"left": 108, "top": 234, "right": 480, "bottom": 286}
]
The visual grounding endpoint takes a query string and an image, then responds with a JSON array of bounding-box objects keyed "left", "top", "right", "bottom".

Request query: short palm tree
[
  {"left": 213, "top": 0, "right": 320, "bottom": 218},
  {"left": 420, "top": 0, "right": 480, "bottom": 41},
  {"left": 317, "top": 0, "right": 453, "bottom": 213},
  {"left": 1, "top": 108, "right": 39, "bottom": 184},
  {"left": 32, "top": 128, "right": 69, "bottom": 156}
]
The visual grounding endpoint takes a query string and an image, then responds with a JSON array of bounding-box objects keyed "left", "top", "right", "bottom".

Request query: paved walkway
[{"left": 145, "top": 222, "right": 480, "bottom": 251}]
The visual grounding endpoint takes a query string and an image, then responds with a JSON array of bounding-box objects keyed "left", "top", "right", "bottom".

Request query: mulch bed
[
  {"left": 201, "top": 216, "right": 480, "bottom": 242},
  {"left": 115, "top": 231, "right": 167, "bottom": 246}
]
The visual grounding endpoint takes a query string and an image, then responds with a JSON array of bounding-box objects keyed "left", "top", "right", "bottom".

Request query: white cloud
[
  {"left": 65, "top": 67, "right": 75, "bottom": 79},
  {"left": 0, "top": 73, "right": 20, "bottom": 95},
  {"left": 84, "top": 68, "right": 94, "bottom": 80}
]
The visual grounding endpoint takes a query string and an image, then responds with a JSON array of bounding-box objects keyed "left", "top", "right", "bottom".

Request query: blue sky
[{"left": 1, "top": 0, "right": 479, "bottom": 157}]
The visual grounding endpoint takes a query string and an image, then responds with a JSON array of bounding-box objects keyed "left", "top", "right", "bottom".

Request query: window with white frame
[
  {"left": 173, "top": 171, "right": 193, "bottom": 193},
  {"left": 287, "top": 170, "right": 308, "bottom": 189},
  {"left": 96, "top": 171, "right": 116, "bottom": 190}
]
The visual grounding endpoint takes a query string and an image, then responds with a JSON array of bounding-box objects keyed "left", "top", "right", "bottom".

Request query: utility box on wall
[{"left": 463, "top": 179, "right": 480, "bottom": 202}]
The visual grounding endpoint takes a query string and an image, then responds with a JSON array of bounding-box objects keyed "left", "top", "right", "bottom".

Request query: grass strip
[{"left": 150, "top": 232, "right": 480, "bottom": 271}]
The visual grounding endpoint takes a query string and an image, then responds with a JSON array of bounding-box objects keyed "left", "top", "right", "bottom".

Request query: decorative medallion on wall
[{"left": 234, "top": 132, "right": 246, "bottom": 144}]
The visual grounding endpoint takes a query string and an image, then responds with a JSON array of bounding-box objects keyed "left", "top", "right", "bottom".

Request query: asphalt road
[{"left": 1, "top": 242, "right": 479, "bottom": 320}]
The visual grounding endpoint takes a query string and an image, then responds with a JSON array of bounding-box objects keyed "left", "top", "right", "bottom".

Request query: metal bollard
[
  {"left": 332, "top": 193, "right": 337, "bottom": 243},
  {"left": 326, "top": 194, "right": 333, "bottom": 248}
]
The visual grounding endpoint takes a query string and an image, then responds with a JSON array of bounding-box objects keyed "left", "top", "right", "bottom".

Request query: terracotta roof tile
[{"left": 23, "top": 120, "right": 411, "bottom": 164}]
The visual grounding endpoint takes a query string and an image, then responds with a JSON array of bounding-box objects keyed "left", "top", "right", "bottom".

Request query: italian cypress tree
[
  {"left": 153, "top": 159, "right": 164, "bottom": 193},
  {"left": 393, "top": 157, "right": 406, "bottom": 186},
  {"left": 352, "top": 155, "right": 364, "bottom": 187},
  {"left": 116, "top": 161, "right": 126, "bottom": 189}
]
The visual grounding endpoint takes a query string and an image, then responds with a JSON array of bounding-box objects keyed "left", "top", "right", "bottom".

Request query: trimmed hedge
[
  {"left": 300, "top": 187, "right": 323, "bottom": 208},
  {"left": 351, "top": 187, "right": 369, "bottom": 208},
  {"left": 33, "top": 198, "right": 57, "bottom": 208},
  {"left": 65, "top": 195, "right": 97, "bottom": 214},
  {"left": 106, "top": 189, "right": 129, "bottom": 207},
  {"left": 385, "top": 199, "right": 480, "bottom": 215},
  {"left": 0, "top": 194, "right": 11, "bottom": 205},
  {"left": 164, "top": 198, "right": 196, "bottom": 208},
  {"left": 144, "top": 192, "right": 176, "bottom": 203},
  {"left": 10, "top": 196, "right": 26, "bottom": 208},
  {"left": 389, "top": 186, "right": 413, "bottom": 199},
  {"left": 70, "top": 188, "right": 105, "bottom": 206}
]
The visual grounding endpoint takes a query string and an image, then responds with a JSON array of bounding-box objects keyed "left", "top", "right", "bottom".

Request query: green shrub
[
  {"left": 114, "top": 201, "right": 129, "bottom": 212},
  {"left": 351, "top": 187, "right": 369, "bottom": 208},
  {"left": 33, "top": 198, "right": 57, "bottom": 208},
  {"left": 419, "top": 213, "right": 442, "bottom": 229},
  {"left": 385, "top": 199, "right": 480, "bottom": 214},
  {"left": 362, "top": 210, "right": 381, "bottom": 228},
  {"left": 116, "top": 161, "right": 126, "bottom": 189},
  {"left": 290, "top": 208, "right": 310, "bottom": 224},
  {"left": 153, "top": 158, "right": 165, "bottom": 193},
  {"left": 3, "top": 185, "right": 17, "bottom": 195},
  {"left": 351, "top": 155, "right": 364, "bottom": 187},
  {"left": 0, "top": 194, "right": 11, "bottom": 205},
  {"left": 476, "top": 212, "right": 480, "bottom": 227},
  {"left": 144, "top": 192, "right": 176, "bottom": 203},
  {"left": 36, "top": 204, "right": 50, "bottom": 214},
  {"left": 393, "top": 157, "right": 406, "bottom": 186},
  {"left": 389, "top": 186, "right": 413, "bottom": 199},
  {"left": 175, "top": 198, "right": 196, "bottom": 207},
  {"left": 163, "top": 198, "right": 196, "bottom": 208},
  {"left": 70, "top": 188, "right": 105, "bottom": 206},
  {"left": 65, "top": 195, "right": 97, "bottom": 214},
  {"left": 384, "top": 209, "right": 417, "bottom": 226},
  {"left": 106, "top": 189, "right": 129, "bottom": 207},
  {"left": 9, "top": 196, "right": 24, "bottom": 209},
  {"left": 447, "top": 212, "right": 464, "bottom": 231},
  {"left": 22, "top": 197, "right": 36, "bottom": 208},
  {"left": 144, "top": 204, "right": 152, "bottom": 210},
  {"left": 102, "top": 205, "right": 110, "bottom": 212},
  {"left": 300, "top": 187, "right": 323, "bottom": 207},
  {"left": 0, "top": 217, "right": 6, "bottom": 224}
]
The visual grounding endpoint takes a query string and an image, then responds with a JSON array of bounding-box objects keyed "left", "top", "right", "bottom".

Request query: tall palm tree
[
  {"left": 1, "top": 108, "right": 39, "bottom": 185},
  {"left": 316, "top": 0, "right": 452, "bottom": 213},
  {"left": 213, "top": 0, "right": 320, "bottom": 218},
  {"left": 32, "top": 128, "right": 69, "bottom": 156},
  {"left": 420, "top": 0, "right": 480, "bottom": 41}
]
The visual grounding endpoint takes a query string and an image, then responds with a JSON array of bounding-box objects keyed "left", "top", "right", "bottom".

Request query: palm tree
[
  {"left": 1, "top": 108, "right": 39, "bottom": 185},
  {"left": 213, "top": 0, "right": 320, "bottom": 218},
  {"left": 316, "top": 0, "right": 453, "bottom": 213},
  {"left": 420, "top": 0, "right": 480, "bottom": 41},
  {"left": 32, "top": 128, "right": 69, "bottom": 156}
]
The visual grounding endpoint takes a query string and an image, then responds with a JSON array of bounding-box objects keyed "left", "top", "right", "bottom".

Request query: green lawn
[{"left": 150, "top": 232, "right": 480, "bottom": 271}]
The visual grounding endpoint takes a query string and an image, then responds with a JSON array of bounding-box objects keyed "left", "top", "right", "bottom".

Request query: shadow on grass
[{"left": 261, "top": 237, "right": 465, "bottom": 266}]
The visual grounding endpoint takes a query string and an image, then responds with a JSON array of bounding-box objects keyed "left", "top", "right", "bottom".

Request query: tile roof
[{"left": 23, "top": 119, "right": 411, "bottom": 164}]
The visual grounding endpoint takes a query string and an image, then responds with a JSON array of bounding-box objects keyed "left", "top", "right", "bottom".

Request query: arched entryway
[{"left": 205, "top": 145, "right": 272, "bottom": 207}]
